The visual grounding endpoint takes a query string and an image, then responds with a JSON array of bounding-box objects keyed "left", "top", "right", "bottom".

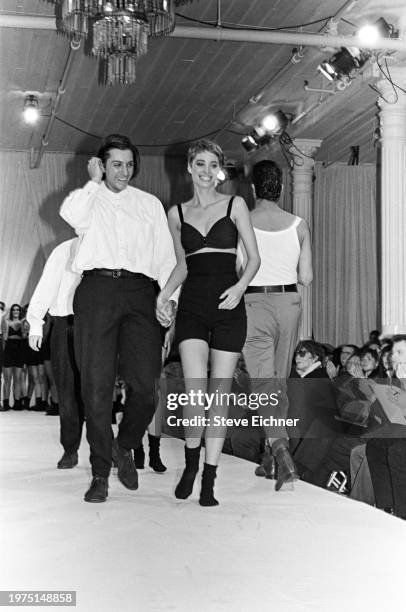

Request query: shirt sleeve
[
  {"left": 153, "top": 201, "right": 179, "bottom": 301},
  {"left": 59, "top": 180, "right": 100, "bottom": 232},
  {"left": 26, "top": 248, "right": 64, "bottom": 337}
]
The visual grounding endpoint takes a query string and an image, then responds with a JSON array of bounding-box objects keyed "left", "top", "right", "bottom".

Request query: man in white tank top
[{"left": 240, "top": 160, "right": 313, "bottom": 490}]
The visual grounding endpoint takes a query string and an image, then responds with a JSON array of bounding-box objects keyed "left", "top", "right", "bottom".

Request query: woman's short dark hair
[
  {"left": 294, "top": 340, "right": 325, "bottom": 362},
  {"left": 187, "top": 139, "right": 224, "bottom": 167},
  {"left": 252, "top": 159, "right": 283, "bottom": 201},
  {"left": 97, "top": 133, "right": 140, "bottom": 178},
  {"left": 360, "top": 346, "right": 379, "bottom": 362},
  {"left": 9, "top": 303, "right": 21, "bottom": 320}
]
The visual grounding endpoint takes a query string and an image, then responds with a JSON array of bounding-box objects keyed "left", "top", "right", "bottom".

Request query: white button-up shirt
[
  {"left": 59, "top": 181, "right": 177, "bottom": 294},
  {"left": 26, "top": 238, "right": 81, "bottom": 337}
]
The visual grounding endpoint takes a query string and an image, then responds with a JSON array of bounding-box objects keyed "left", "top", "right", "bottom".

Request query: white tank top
[{"left": 249, "top": 217, "right": 301, "bottom": 285}]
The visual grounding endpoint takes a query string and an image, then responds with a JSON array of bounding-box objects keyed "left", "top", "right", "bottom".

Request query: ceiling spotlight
[
  {"left": 357, "top": 17, "right": 398, "bottom": 45},
  {"left": 23, "top": 95, "right": 40, "bottom": 124},
  {"left": 260, "top": 110, "right": 289, "bottom": 135},
  {"left": 241, "top": 129, "right": 273, "bottom": 152},
  {"left": 318, "top": 47, "right": 368, "bottom": 82},
  {"left": 241, "top": 134, "right": 259, "bottom": 152}
]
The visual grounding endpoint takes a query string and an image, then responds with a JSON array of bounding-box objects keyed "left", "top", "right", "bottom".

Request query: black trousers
[
  {"left": 51, "top": 316, "right": 84, "bottom": 455},
  {"left": 366, "top": 427, "right": 406, "bottom": 517},
  {"left": 73, "top": 275, "right": 162, "bottom": 477}
]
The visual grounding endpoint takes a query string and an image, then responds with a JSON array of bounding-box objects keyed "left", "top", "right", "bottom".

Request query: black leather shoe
[
  {"left": 273, "top": 444, "right": 298, "bottom": 491},
  {"left": 113, "top": 438, "right": 138, "bottom": 490},
  {"left": 254, "top": 447, "right": 275, "bottom": 479},
  {"left": 57, "top": 451, "right": 78, "bottom": 469},
  {"left": 84, "top": 476, "right": 108, "bottom": 503}
]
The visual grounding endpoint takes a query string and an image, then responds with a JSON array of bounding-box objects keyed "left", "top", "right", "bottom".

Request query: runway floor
[{"left": 1, "top": 412, "right": 405, "bottom": 612}]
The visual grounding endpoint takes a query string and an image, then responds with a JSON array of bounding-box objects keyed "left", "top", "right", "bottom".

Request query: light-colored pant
[{"left": 242, "top": 292, "right": 302, "bottom": 442}]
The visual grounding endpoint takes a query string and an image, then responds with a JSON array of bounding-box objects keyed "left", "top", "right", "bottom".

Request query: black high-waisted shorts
[{"left": 175, "top": 253, "right": 247, "bottom": 353}]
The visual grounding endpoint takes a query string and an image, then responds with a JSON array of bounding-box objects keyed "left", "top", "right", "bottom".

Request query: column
[
  {"left": 378, "top": 66, "right": 406, "bottom": 335},
  {"left": 291, "top": 138, "right": 322, "bottom": 339}
]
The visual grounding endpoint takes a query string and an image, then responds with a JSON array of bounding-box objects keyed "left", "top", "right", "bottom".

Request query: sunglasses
[{"left": 296, "top": 349, "right": 310, "bottom": 358}]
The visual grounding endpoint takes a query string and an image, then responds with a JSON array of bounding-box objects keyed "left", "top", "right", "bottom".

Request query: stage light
[
  {"left": 241, "top": 129, "right": 273, "bottom": 152},
  {"left": 23, "top": 95, "right": 40, "bottom": 124},
  {"left": 260, "top": 110, "right": 289, "bottom": 135},
  {"left": 241, "top": 134, "right": 259, "bottom": 152},
  {"left": 318, "top": 47, "right": 368, "bottom": 82},
  {"left": 357, "top": 17, "right": 398, "bottom": 45}
]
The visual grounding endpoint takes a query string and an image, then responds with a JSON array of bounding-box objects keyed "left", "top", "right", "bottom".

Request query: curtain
[{"left": 313, "top": 163, "right": 378, "bottom": 346}]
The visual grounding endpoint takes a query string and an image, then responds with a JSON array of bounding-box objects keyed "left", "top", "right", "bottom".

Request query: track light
[
  {"left": 357, "top": 17, "right": 398, "bottom": 45},
  {"left": 318, "top": 47, "right": 368, "bottom": 82},
  {"left": 23, "top": 95, "right": 40, "bottom": 124}
]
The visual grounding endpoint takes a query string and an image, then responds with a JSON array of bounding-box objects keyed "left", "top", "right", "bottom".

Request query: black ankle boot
[
  {"left": 21, "top": 396, "right": 29, "bottom": 410},
  {"left": 0, "top": 399, "right": 10, "bottom": 411},
  {"left": 272, "top": 439, "right": 298, "bottom": 491},
  {"left": 35, "top": 397, "right": 44, "bottom": 411},
  {"left": 148, "top": 434, "right": 167, "bottom": 473},
  {"left": 133, "top": 443, "right": 145, "bottom": 469},
  {"left": 13, "top": 398, "right": 22, "bottom": 410},
  {"left": 199, "top": 463, "right": 219, "bottom": 507},
  {"left": 175, "top": 445, "right": 200, "bottom": 499}
]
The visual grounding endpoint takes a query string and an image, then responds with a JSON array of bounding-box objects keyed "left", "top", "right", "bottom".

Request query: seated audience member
[
  {"left": 360, "top": 346, "right": 380, "bottom": 379},
  {"left": 322, "top": 343, "right": 338, "bottom": 380},
  {"left": 364, "top": 335, "right": 406, "bottom": 518},
  {"left": 338, "top": 344, "right": 358, "bottom": 374},
  {"left": 376, "top": 342, "right": 395, "bottom": 381},
  {"left": 369, "top": 329, "right": 381, "bottom": 344},
  {"left": 333, "top": 351, "right": 371, "bottom": 428},
  {"left": 324, "top": 338, "right": 406, "bottom": 503},
  {"left": 286, "top": 341, "right": 343, "bottom": 486}
]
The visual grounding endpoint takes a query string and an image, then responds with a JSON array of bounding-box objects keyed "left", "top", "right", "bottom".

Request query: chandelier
[{"left": 60, "top": 1, "right": 195, "bottom": 85}]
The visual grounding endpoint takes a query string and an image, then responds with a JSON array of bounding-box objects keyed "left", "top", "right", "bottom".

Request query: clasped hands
[{"left": 156, "top": 296, "right": 177, "bottom": 328}]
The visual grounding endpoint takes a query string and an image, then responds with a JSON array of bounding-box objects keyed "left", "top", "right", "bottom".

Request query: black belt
[
  {"left": 245, "top": 284, "right": 297, "bottom": 294},
  {"left": 82, "top": 268, "right": 150, "bottom": 280}
]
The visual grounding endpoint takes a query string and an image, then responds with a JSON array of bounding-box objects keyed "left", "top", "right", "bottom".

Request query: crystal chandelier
[{"left": 60, "top": 1, "right": 194, "bottom": 85}]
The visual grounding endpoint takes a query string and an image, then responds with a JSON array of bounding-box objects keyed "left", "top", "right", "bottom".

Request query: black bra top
[
  {"left": 8, "top": 324, "right": 22, "bottom": 337},
  {"left": 178, "top": 197, "right": 238, "bottom": 255}
]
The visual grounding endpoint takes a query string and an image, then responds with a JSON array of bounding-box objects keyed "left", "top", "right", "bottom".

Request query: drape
[{"left": 313, "top": 163, "right": 378, "bottom": 346}]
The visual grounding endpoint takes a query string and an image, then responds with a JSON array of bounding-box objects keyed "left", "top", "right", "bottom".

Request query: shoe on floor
[
  {"left": 57, "top": 451, "right": 78, "bottom": 469},
  {"left": 84, "top": 476, "right": 108, "bottom": 503},
  {"left": 113, "top": 438, "right": 138, "bottom": 490}
]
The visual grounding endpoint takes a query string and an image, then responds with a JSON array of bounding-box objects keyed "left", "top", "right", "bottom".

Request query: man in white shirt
[
  {"left": 27, "top": 238, "right": 83, "bottom": 469},
  {"left": 60, "top": 134, "right": 177, "bottom": 503},
  {"left": 240, "top": 160, "right": 313, "bottom": 490}
]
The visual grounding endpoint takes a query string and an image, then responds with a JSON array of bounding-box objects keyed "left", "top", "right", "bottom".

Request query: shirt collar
[
  {"left": 101, "top": 182, "right": 128, "bottom": 200},
  {"left": 298, "top": 360, "right": 322, "bottom": 378}
]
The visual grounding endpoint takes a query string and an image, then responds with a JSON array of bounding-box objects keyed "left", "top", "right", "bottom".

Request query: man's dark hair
[
  {"left": 392, "top": 334, "right": 406, "bottom": 345},
  {"left": 97, "top": 134, "right": 140, "bottom": 178},
  {"left": 252, "top": 160, "right": 283, "bottom": 201}
]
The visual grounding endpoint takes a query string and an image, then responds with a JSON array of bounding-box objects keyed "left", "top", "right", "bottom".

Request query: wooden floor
[{"left": 1, "top": 412, "right": 405, "bottom": 612}]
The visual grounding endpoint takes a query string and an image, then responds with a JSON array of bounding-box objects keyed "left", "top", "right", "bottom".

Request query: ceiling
[{"left": 0, "top": 0, "right": 405, "bottom": 166}]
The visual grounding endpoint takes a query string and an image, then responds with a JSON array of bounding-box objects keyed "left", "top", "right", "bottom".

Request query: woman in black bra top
[
  {"left": 3, "top": 303, "right": 26, "bottom": 410},
  {"left": 157, "top": 139, "right": 260, "bottom": 506}
]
